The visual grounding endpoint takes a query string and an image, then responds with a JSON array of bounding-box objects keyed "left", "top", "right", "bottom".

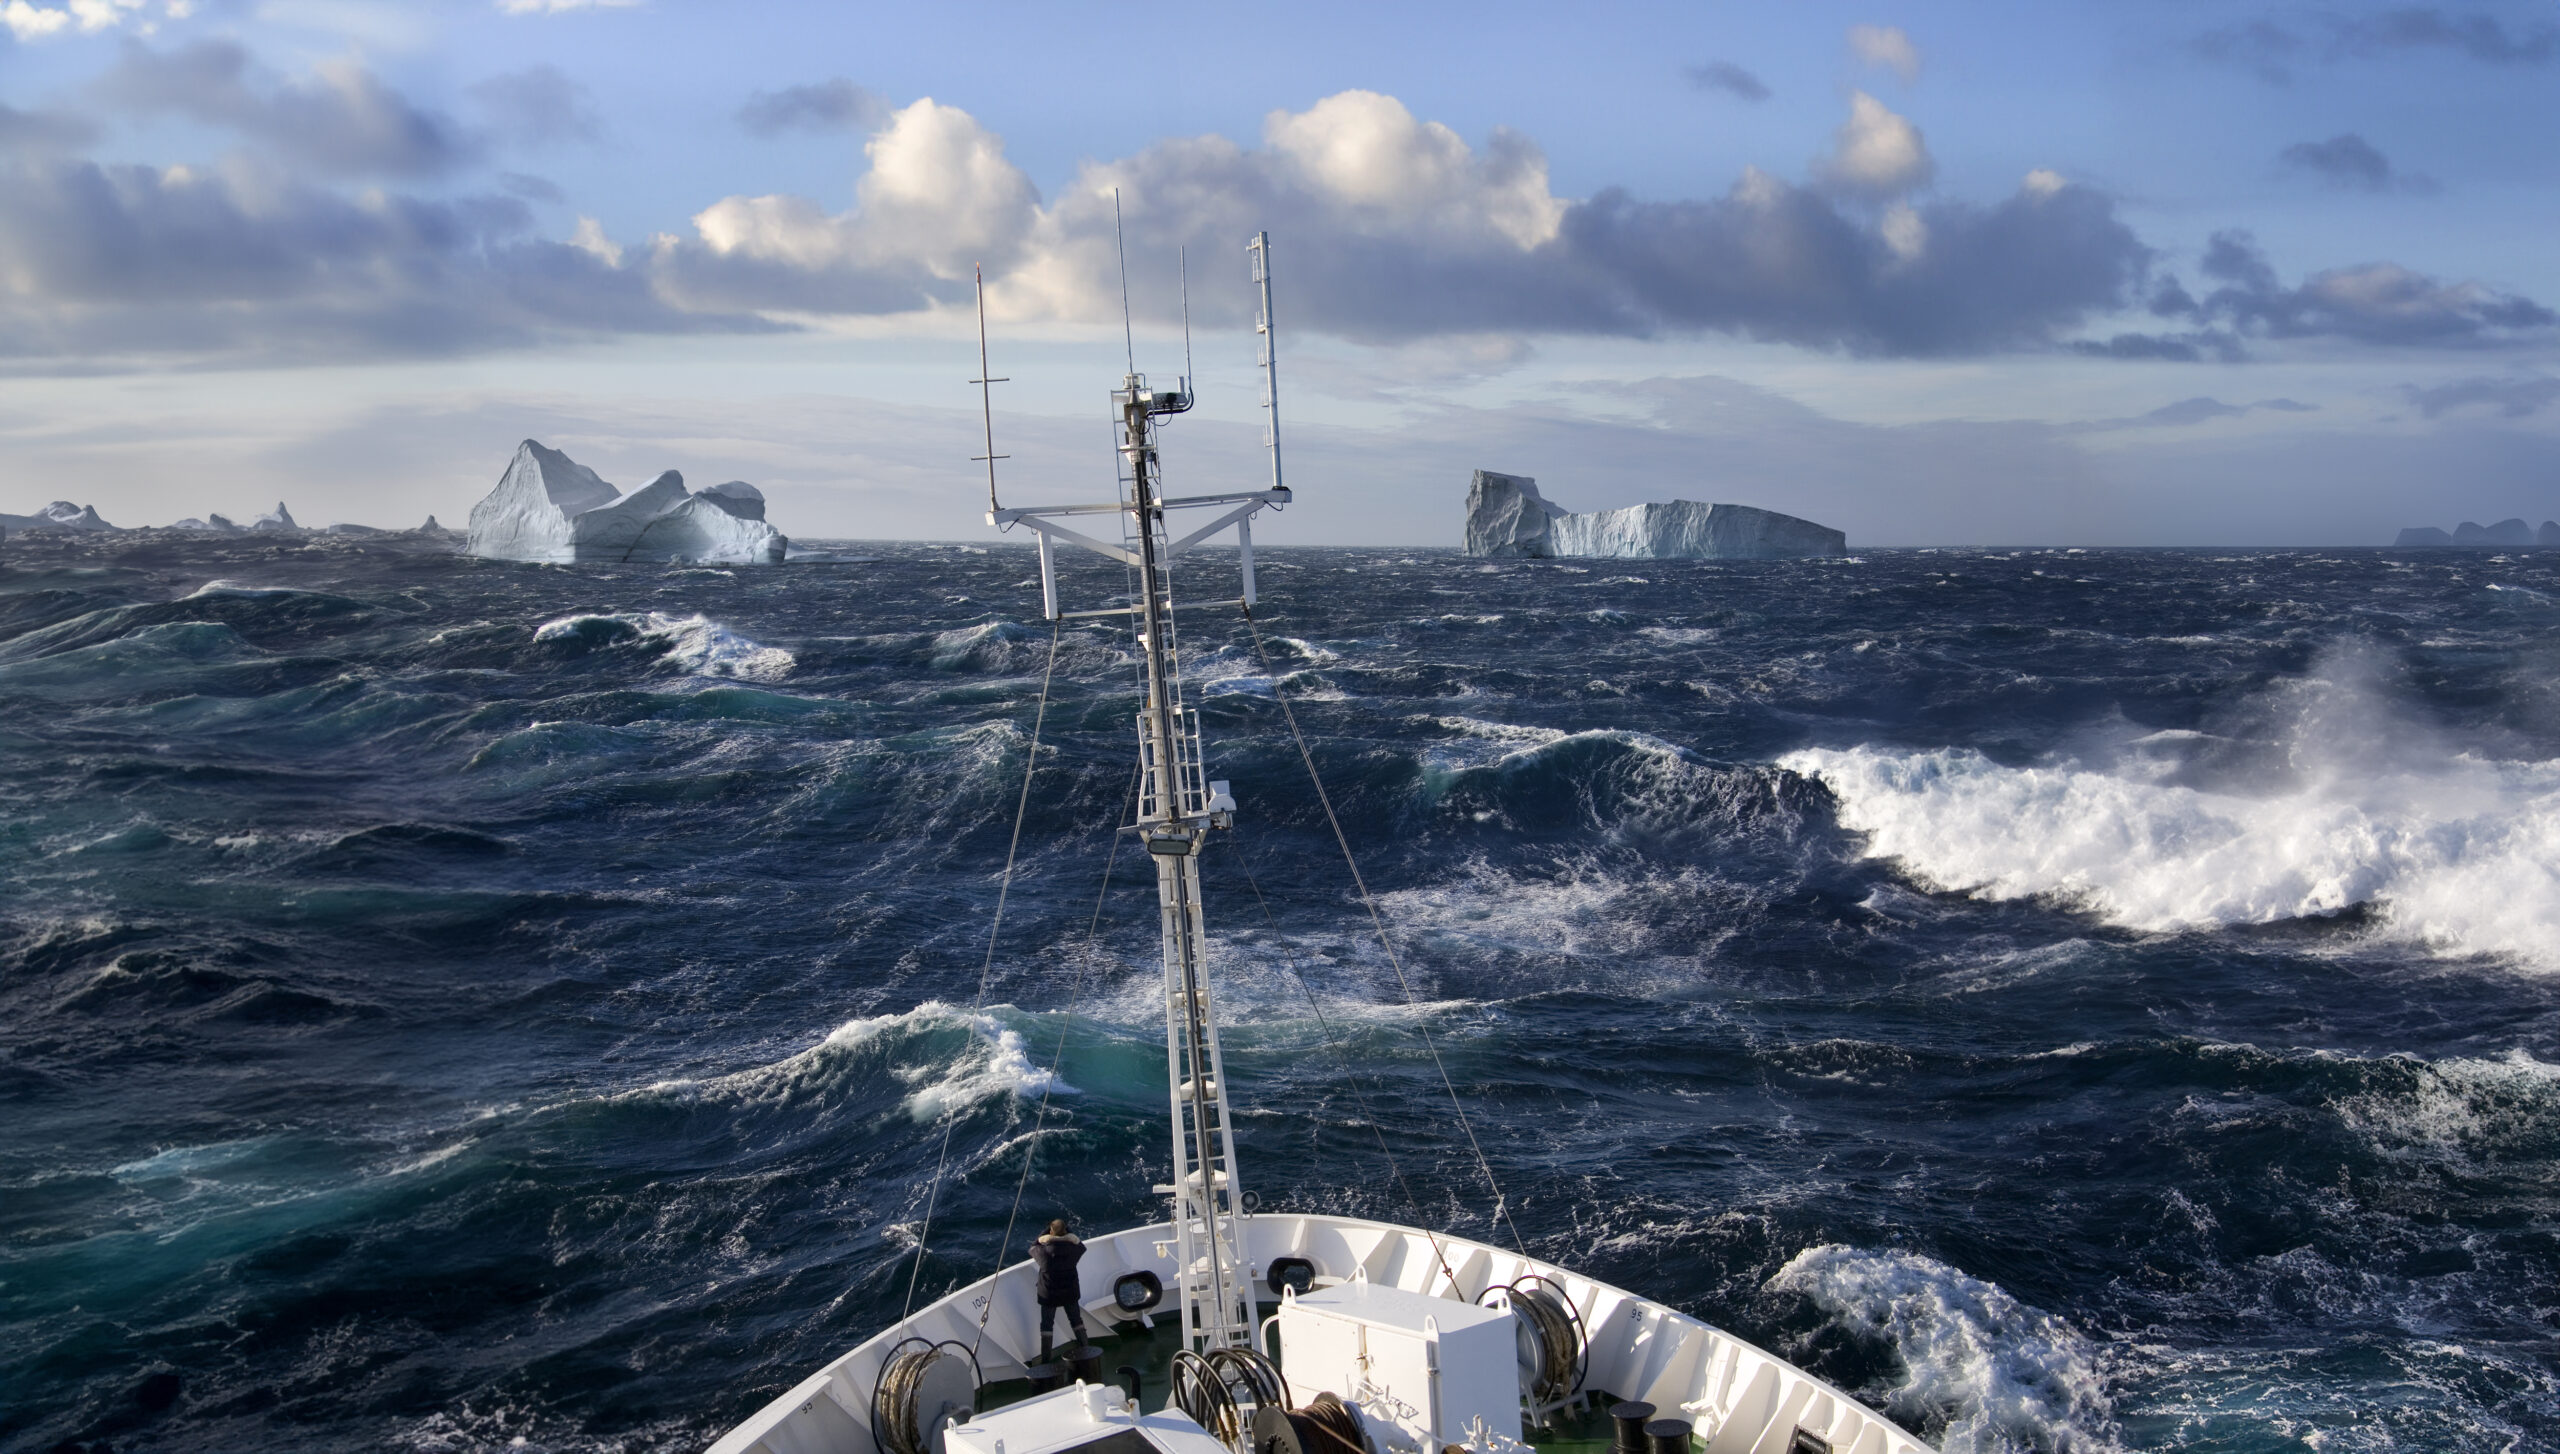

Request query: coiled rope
[
  {"left": 871, "top": 1338, "right": 983, "bottom": 1454},
  {"left": 1243, "top": 604, "right": 1530, "bottom": 1258},
  {"left": 900, "top": 620, "right": 1062, "bottom": 1326}
]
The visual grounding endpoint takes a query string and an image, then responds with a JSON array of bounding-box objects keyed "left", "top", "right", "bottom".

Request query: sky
[{"left": 1, "top": 0, "right": 2556, "bottom": 545}]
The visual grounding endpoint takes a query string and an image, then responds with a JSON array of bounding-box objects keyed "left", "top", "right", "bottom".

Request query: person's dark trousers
[{"left": 1038, "top": 1298, "right": 1088, "bottom": 1358}]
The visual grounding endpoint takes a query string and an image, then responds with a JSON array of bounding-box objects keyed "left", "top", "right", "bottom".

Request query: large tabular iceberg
[
  {"left": 1464, "top": 469, "right": 1844, "bottom": 560},
  {"left": 466, "top": 441, "right": 788, "bottom": 564}
]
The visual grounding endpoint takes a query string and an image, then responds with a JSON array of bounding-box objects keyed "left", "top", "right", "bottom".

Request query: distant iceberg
[
  {"left": 249, "top": 502, "right": 301, "bottom": 533},
  {"left": 2393, "top": 519, "right": 2554, "bottom": 547},
  {"left": 2, "top": 501, "right": 117, "bottom": 534},
  {"left": 466, "top": 440, "right": 788, "bottom": 564},
  {"left": 1464, "top": 470, "right": 1844, "bottom": 560}
]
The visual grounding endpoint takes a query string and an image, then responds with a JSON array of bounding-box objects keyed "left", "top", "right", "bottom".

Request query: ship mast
[{"left": 987, "top": 237, "right": 1291, "bottom": 1353}]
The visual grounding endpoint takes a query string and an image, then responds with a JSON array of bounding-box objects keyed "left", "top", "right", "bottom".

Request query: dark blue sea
[{"left": 4, "top": 535, "right": 2555, "bottom": 1454}]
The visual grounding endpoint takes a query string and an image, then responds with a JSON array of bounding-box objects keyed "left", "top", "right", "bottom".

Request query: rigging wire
[
  {"left": 972, "top": 753, "right": 1145, "bottom": 1359},
  {"left": 900, "top": 620, "right": 1064, "bottom": 1326},
  {"left": 1224, "top": 843, "right": 1468, "bottom": 1297},
  {"left": 1241, "top": 604, "right": 1530, "bottom": 1259}
]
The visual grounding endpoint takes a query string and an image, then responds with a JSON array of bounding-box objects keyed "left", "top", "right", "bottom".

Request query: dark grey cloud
[
  {"left": 2195, "top": 8, "right": 2556, "bottom": 82},
  {"left": 1553, "top": 179, "right": 2147, "bottom": 355},
  {"left": 0, "top": 156, "right": 773, "bottom": 365},
  {"left": 497, "top": 171, "right": 566, "bottom": 203},
  {"left": 0, "top": 103, "right": 100, "bottom": 155},
  {"left": 2403, "top": 375, "right": 2560, "bottom": 417},
  {"left": 2356, "top": 8, "right": 2557, "bottom": 62},
  {"left": 2278, "top": 133, "right": 2437, "bottom": 192},
  {"left": 2074, "top": 395, "right": 2322, "bottom": 429},
  {"left": 2102, "top": 230, "right": 2554, "bottom": 356},
  {"left": 1684, "top": 61, "right": 1771, "bottom": 102},
  {"left": 93, "top": 39, "right": 475, "bottom": 179},
  {"left": 470, "top": 66, "right": 603, "bottom": 149},
  {"left": 737, "top": 79, "right": 889, "bottom": 136}
]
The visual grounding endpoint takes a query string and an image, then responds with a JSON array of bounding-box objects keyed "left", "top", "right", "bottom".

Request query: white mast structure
[{"left": 985, "top": 237, "right": 1291, "bottom": 1353}]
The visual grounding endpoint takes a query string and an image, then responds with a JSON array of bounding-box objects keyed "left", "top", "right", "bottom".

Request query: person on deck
[{"left": 1030, "top": 1218, "right": 1089, "bottom": 1361}]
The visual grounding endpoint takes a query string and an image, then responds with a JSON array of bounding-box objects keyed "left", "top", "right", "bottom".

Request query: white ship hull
[{"left": 709, "top": 1213, "right": 1932, "bottom": 1454}]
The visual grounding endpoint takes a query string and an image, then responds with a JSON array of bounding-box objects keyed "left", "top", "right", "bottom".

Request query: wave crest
[
  {"left": 534, "top": 612, "right": 793, "bottom": 681},
  {"left": 1771, "top": 1244, "right": 2118, "bottom": 1453},
  {"left": 1784, "top": 742, "right": 2560, "bottom": 968}
]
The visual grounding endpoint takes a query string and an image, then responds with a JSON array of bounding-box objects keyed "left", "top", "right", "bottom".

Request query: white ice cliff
[
  {"left": 1464, "top": 470, "right": 1845, "bottom": 560},
  {"left": 466, "top": 441, "right": 788, "bottom": 564}
]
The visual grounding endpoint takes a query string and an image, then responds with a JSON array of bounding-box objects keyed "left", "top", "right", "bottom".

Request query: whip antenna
[
  {"left": 970, "top": 264, "right": 1010, "bottom": 516},
  {"left": 1180, "top": 245, "right": 1194, "bottom": 396},
  {"left": 1113, "top": 188, "right": 1136, "bottom": 376},
  {"left": 1250, "top": 231, "right": 1284, "bottom": 495}
]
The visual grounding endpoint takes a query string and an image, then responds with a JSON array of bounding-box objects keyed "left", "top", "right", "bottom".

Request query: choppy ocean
[{"left": 3, "top": 535, "right": 2556, "bottom": 1454}]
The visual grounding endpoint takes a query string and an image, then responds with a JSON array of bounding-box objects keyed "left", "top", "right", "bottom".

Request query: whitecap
[
  {"left": 533, "top": 611, "right": 794, "bottom": 681},
  {"left": 1771, "top": 1244, "right": 2119, "bottom": 1453},
  {"left": 1783, "top": 737, "right": 2560, "bottom": 970}
]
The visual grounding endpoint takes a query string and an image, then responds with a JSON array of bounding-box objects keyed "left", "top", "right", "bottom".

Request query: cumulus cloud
[
  {"left": 2, "top": 64, "right": 2548, "bottom": 369},
  {"left": 1849, "top": 24, "right": 1921, "bottom": 79},
  {"left": 2403, "top": 375, "right": 2560, "bottom": 418},
  {"left": 671, "top": 96, "right": 1041, "bottom": 315},
  {"left": 1817, "top": 91, "right": 1933, "bottom": 196},
  {"left": 2, "top": 0, "right": 183, "bottom": 42},
  {"left": 1684, "top": 61, "right": 1770, "bottom": 101},
  {"left": 2278, "top": 132, "right": 2437, "bottom": 193},
  {"left": 94, "top": 39, "right": 475, "bottom": 179},
  {"left": 737, "top": 78, "right": 891, "bottom": 136}
]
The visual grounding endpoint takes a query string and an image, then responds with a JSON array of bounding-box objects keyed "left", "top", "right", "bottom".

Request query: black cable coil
[
  {"left": 1171, "top": 1346, "right": 1292, "bottom": 1445},
  {"left": 1479, "top": 1275, "right": 1587, "bottom": 1404}
]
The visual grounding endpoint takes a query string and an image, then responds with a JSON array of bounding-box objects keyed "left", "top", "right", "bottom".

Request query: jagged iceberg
[
  {"left": 1464, "top": 470, "right": 1844, "bottom": 560},
  {"left": 467, "top": 441, "right": 788, "bottom": 565},
  {"left": 2, "top": 501, "right": 117, "bottom": 533},
  {"left": 250, "top": 502, "right": 301, "bottom": 532}
]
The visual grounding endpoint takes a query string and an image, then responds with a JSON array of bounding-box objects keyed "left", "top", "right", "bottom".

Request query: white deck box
[{"left": 1273, "top": 1277, "right": 1523, "bottom": 1452}]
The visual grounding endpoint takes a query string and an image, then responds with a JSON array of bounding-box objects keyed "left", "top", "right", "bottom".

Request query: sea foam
[
  {"left": 1771, "top": 1244, "right": 2118, "bottom": 1453},
  {"left": 533, "top": 611, "right": 794, "bottom": 681},
  {"left": 1784, "top": 634, "right": 2560, "bottom": 982}
]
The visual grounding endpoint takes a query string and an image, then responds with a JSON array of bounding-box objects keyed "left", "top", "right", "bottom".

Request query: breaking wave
[
  {"left": 641, "top": 1002, "right": 1077, "bottom": 1122},
  {"left": 1772, "top": 1245, "right": 2118, "bottom": 1454},
  {"left": 1787, "top": 741, "right": 2560, "bottom": 967},
  {"left": 534, "top": 611, "right": 794, "bottom": 680}
]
